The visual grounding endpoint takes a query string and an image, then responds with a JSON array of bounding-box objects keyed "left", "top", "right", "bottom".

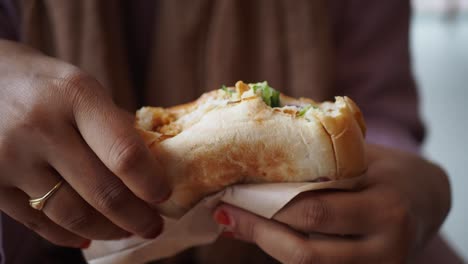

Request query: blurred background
[{"left": 411, "top": 0, "right": 468, "bottom": 260}]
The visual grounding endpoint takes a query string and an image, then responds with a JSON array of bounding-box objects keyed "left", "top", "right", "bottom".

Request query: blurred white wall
[
  {"left": 413, "top": 0, "right": 468, "bottom": 13},
  {"left": 411, "top": 2, "right": 468, "bottom": 260}
]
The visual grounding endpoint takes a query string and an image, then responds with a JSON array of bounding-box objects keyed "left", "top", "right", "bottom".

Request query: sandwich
[{"left": 136, "top": 81, "right": 367, "bottom": 218}]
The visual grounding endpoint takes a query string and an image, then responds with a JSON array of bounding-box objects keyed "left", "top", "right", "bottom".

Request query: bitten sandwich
[{"left": 136, "top": 81, "right": 367, "bottom": 218}]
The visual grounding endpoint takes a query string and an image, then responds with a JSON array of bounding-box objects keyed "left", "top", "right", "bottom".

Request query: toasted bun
[{"left": 136, "top": 81, "right": 367, "bottom": 218}]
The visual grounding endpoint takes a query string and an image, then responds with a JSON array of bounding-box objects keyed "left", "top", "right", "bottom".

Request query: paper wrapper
[{"left": 84, "top": 175, "right": 365, "bottom": 264}]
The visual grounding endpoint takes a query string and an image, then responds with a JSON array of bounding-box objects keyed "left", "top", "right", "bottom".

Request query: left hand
[{"left": 212, "top": 144, "right": 451, "bottom": 263}]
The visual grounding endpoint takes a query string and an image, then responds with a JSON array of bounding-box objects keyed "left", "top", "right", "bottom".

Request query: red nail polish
[
  {"left": 221, "top": 231, "right": 235, "bottom": 238},
  {"left": 80, "top": 240, "right": 91, "bottom": 249},
  {"left": 214, "top": 210, "right": 231, "bottom": 226}
]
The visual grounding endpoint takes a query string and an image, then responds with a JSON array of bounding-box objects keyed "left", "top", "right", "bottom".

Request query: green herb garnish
[
  {"left": 271, "top": 90, "right": 280, "bottom": 107},
  {"left": 298, "top": 105, "right": 313, "bottom": 117},
  {"left": 220, "top": 85, "right": 233, "bottom": 95},
  {"left": 248, "top": 81, "right": 280, "bottom": 107}
]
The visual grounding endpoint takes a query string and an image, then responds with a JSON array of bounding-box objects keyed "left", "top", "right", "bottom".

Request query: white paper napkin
[{"left": 84, "top": 175, "right": 365, "bottom": 264}]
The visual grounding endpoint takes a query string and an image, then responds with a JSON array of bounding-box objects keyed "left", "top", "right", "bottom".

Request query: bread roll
[{"left": 136, "top": 81, "right": 367, "bottom": 218}]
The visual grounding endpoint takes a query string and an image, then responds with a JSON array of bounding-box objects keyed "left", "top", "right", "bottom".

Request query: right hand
[{"left": 0, "top": 40, "right": 171, "bottom": 248}]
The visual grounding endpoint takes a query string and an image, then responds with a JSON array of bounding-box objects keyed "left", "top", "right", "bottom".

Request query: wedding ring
[{"left": 29, "top": 180, "right": 64, "bottom": 211}]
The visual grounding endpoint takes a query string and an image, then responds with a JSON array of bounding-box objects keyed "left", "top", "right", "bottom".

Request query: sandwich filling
[{"left": 136, "top": 81, "right": 364, "bottom": 142}]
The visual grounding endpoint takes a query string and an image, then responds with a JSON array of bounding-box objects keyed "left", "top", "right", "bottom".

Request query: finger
[
  {"left": 69, "top": 75, "right": 171, "bottom": 204},
  {"left": 0, "top": 187, "right": 88, "bottom": 248},
  {"left": 273, "top": 190, "right": 375, "bottom": 235},
  {"left": 17, "top": 168, "right": 131, "bottom": 240},
  {"left": 46, "top": 128, "right": 164, "bottom": 238},
  {"left": 215, "top": 204, "right": 372, "bottom": 264}
]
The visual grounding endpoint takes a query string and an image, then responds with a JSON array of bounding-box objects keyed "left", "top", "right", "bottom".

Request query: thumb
[{"left": 70, "top": 75, "right": 171, "bottom": 205}]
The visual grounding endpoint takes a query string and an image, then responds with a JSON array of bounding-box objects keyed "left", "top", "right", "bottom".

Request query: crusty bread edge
[{"left": 313, "top": 96, "right": 367, "bottom": 179}]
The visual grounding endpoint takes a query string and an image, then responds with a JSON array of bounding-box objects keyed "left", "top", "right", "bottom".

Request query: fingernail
[
  {"left": 221, "top": 231, "right": 235, "bottom": 239},
  {"left": 214, "top": 210, "right": 232, "bottom": 226},
  {"left": 80, "top": 240, "right": 91, "bottom": 249}
]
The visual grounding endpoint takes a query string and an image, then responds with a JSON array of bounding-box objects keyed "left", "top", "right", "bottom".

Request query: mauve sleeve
[
  {"left": 0, "top": 0, "right": 19, "bottom": 40},
  {"left": 330, "top": 3, "right": 466, "bottom": 263},
  {"left": 331, "top": 0, "right": 424, "bottom": 153}
]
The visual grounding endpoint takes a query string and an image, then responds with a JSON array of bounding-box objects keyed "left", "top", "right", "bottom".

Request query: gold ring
[{"left": 29, "top": 180, "right": 64, "bottom": 211}]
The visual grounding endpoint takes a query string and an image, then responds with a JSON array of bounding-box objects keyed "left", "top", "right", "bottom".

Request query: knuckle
[
  {"left": 392, "top": 203, "right": 411, "bottom": 228},
  {"left": 61, "top": 71, "right": 95, "bottom": 94},
  {"left": 301, "top": 198, "right": 329, "bottom": 228},
  {"left": 61, "top": 72, "right": 91, "bottom": 96},
  {"left": 381, "top": 192, "right": 415, "bottom": 256},
  {"left": 23, "top": 217, "right": 47, "bottom": 233},
  {"left": 385, "top": 193, "right": 412, "bottom": 228},
  {"left": 57, "top": 209, "right": 94, "bottom": 232},
  {"left": 244, "top": 222, "right": 257, "bottom": 242},
  {"left": 289, "top": 244, "right": 317, "bottom": 264},
  {"left": 92, "top": 181, "right": 129, "bottom": 215},
  {"left": 234, "top": 216, "right": 258, "bottom": 242},
  {"left": 59, "top": 71, "right": 100, "bottom": 109},
  {"left": 108, "top": 134, "right": 145, "bottom": 176}
]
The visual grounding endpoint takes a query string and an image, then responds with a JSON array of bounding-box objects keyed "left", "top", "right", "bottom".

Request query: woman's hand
[
  {"left": 213, "top": 144, "right": 451, "bottom": 263},
  {"left": 0, "top": 40, "right": 170, "bottom": 248}
]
